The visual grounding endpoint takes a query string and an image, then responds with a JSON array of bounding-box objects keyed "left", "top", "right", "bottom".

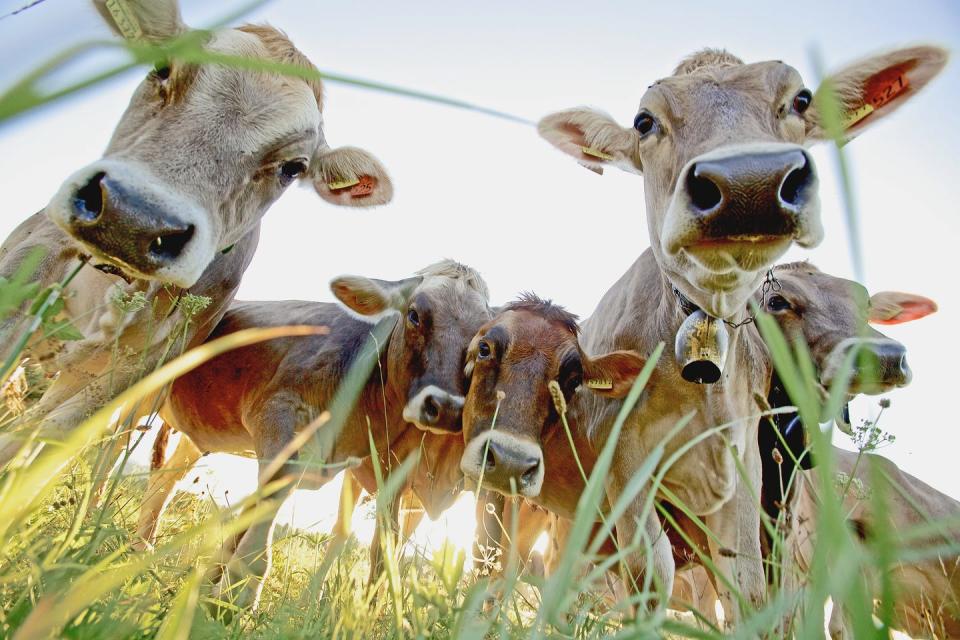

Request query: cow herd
[{"left": 0, "top": 1, "right": 956, "bottom": 637}]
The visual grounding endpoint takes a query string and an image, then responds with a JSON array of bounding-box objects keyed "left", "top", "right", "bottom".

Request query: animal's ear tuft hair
[
  {"left": 582, "top": 350, "right": 646, "bottom": 398},
  {"left": 868, "top": 291, "right": 938, "bottom": 325},
  {"left": 807, "top": 45, "right": 948, "bottom": 143},
  {"left": 93, "top": 0, "right": 187, "bottom": 42},
  {"left": 312, "top": 146, "right": 393, "bottom": 207},
  {"left": 538, "top": 108, "right": 642, "bottom": 175}
]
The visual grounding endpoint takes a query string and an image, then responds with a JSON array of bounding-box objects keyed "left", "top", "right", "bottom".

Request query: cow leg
[
  {"left": 212, "top": 401, "right": 299, "bottom": 614},
  {"left": 367, "top": 487, "right": 403, "bottom": 586},
  {"left": 827, "top": 600, "right": 851, "bottom": 640},
  {"left": 333, "top": 470, "right": 363, "bottom": 542},
  {"left": 607, "top": 456, "right": 675, "bottom": 613},
  {"left": 703, "top": 456, "right": 766, "bottom": 629},
  {"left": 399, "top": 490, "right": 425, "bottom": 540},
  {"left": 134, "top": 431, "right": 201, "bottom": 549}
]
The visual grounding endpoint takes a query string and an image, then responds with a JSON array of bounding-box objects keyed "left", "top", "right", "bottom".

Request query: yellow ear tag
[
  {"left": 585, "top": 378, "right": 613, "bottom": 390},
  {"left": 843, "top": 103, "right": 875, "bottom": 129},
  {"left": 327, "top": 177, "right": 361, "bottom": 191},
  {"left": 104, "top": 0, "right": 145, "bottom": 41},
  {"left": 581, "top": 146, "right": 613, "bottom": 161}
]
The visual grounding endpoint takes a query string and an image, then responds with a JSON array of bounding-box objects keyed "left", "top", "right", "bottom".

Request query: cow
[
  {"left": 520, "top": 45, "right": 946, "bottom": 622},
  {"left": 331, "top": 425, "right": 465, "bottom": 584},
  {"left": 134, "top": 260, "right": 490, "bottom": 610},
  {"left": 0, "top": 0, "right": 392, "bottom": 472},
  {"left": 460, "top": 263, "right": 937, "bottom": 625}
]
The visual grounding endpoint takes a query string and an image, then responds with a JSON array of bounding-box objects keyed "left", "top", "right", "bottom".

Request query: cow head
[
  {"left": 45, "top": 0, "right": 393, "bottom": 288},
  {"left": 539, "top": 46, "right": 946, "bottom": 319},
  {"left": 764, "top": 262, "right": 937, "bottom": 395},
  {"left": 331, "top": 260, "right": 492, "bottom": 434},
  {"left": 460, "top": 294, "right": 644, "bottom": 497}
]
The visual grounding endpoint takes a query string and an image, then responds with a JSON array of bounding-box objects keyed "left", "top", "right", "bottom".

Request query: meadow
[{"left": 1, "top": 2, "right": 958, "bottom": 639}]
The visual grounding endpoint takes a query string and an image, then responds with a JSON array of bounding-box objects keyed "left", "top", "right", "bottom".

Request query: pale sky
[{"left": 1, "top": 0, "right": 958, "bottom": 543}]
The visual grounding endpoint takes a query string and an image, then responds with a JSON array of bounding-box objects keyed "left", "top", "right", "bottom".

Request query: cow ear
[
  {"left": 538, "top": 108, "right": 642, "bottom": 175},
  {"left": 330, "top": 275, "right": 421, "bottom": 316},
  {"left": 582, "top": 350, "right": 646, "bottom": 398},
  {"left": 868, "top": 291, "right": 938, "bottom": 325},
  {"left": 807, "top": 45, "right": 948, "bottom": 143},
  {"left": 93, "top": 0, "right": 187, "bottom": 42},
  {"left": 312, "top": 146, "right": 394, "bottom": 207}
]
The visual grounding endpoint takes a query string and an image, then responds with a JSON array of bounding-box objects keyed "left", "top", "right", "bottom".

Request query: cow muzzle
[
  {"left": 403, "top": 385, "right": 465, "bottom": 434},
  {"left": 661, "top": 145, "right": 822, "bottom": 308},
  {"left": 47, "top": 160, "right": 214, "bottom": 288},
  {"left": 822, "top": 338, "right": 912, "bottom": 395},
  {"left": 460, "top": 431, "right": 543, "bottom": 498}
]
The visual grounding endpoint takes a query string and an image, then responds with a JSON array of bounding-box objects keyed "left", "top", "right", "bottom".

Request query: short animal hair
[
  {"left": 417, "top": 259, "right": 490, "bottom": 301},
  {"left": 238, "top": 24, "right": 324, "bottom": 108},
  {"left": 673, "top": 48, "right": 745, "bottom": 76},
  {"left": 504, "top": 292, "right": 580, "bottom": 335},
  {"left": 774, "top": 260, "right": 820, "bottom": 273}
]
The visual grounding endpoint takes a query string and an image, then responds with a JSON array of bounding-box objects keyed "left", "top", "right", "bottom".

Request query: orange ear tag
[
  {"left": 581, "top": 146, "right": 613, "bottom": 161},
  {"left": 847, "top": 65, "right": 912, "bottom": 128},
  {"left": 349, "top": 175, "right": 375, "bottom": 197},
  {"left": 327, "top": 177, "right": 360, "bottom": 191}
]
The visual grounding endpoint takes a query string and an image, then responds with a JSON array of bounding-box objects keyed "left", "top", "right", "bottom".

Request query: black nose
[
  {"left": 69, "top": 171, "right": 195, "bottom": 273},
  {"left": 853, "top": 342, "right": 912, "bottom": 388},
  {"left": 416, "top": 391, "right": 463, "bottom": 432},
  {"left": 482, "top": 440, "right": 541, "bottom": 491},
  {"left": 685, "top": 149, "right": 815, "bottom": 239}
]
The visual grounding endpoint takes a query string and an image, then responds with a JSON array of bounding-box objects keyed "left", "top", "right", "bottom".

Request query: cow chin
[
  {"left": 46, "top": 159, "right": 216, "bottom": 288},
  {"left": 663, "top": 258, "right": 769, "bottom": 320}
]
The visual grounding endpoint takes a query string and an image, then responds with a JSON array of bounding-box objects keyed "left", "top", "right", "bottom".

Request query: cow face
[
  {"left": 331, "top": 260, "right": 492, "bottom": 434},
  {"left": 764, "top": 263, "right": 937, "bottom": 395},
  {"left": 460, "top": 295, "right": 643, "bottom": 498},
  {"left": 539, "top": 46, "right": 946, "bottom": 319},
  {"left": 45, "top": 1, "right": 392, "bottom": 288}
]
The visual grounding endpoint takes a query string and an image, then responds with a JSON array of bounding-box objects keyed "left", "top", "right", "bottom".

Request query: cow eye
[
  {"left": 407, "top": 308, "right": 420, "bottom": 327},
  {"left": 152, "top": 61, "right": 171, "bottom": 81},
  {"left": 792, "top": 89, "right": 813, "bottom": 115},
  {"left": 477, "top": 340, "right": 491, "bottom": 360},
  {"left": 278, "top": 159, "right": 309, "bottom": 186},
  {"left": 767, "top": 295, "right": 792, "bottom": 312},
  {"left": 633, "top": 111, "right": 657, "bottom": 137}
]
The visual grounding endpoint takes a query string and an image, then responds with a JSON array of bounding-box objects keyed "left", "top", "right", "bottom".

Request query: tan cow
[
  {"left": 0, "top": 0, "right": 392, "bottom": 469},
  {"left": 520, "top": 46, "right": 945, "bottom": 622},
  {"left": 461, "top": 264, "right": 937, "bottom": 625},
  {"left": 136, "top": 260, "right": 490, "bottom": 610}
]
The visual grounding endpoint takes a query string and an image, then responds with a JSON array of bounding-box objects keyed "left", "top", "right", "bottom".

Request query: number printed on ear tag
[
  {"left": 843, "top": 103, "right": 875, "bottom": 128},
  {"left": 581, "top": 146, "right": 613, "bottom": 160},
  {"left": 327, "top": 177, "right": 361, "bottom": 191},
  {"left": 349, "top": 175, "right": 375, "bottom": 197},
  {"left": 585, "top": 378, "right": 613, "bottom": 390}
]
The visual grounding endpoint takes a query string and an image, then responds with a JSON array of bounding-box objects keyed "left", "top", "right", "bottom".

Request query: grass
[{"left": 0, "top": 5, "right": 958, "bottom": 639}]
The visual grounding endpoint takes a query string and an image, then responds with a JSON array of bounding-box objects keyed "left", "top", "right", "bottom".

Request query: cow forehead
[
  {"left": 499, "top": 311, "right": 578, "bottom": 363},
  {"left": 414, "top": 276, "right": 489, "bottom": 316},
  {"left": 185, "top": 29, "right": 322, "bottom": 152},
  {"left": 644, "top": 61, "right": 802, "bottom": 117}
]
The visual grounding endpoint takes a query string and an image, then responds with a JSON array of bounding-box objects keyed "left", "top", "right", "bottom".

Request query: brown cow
[
  {"left": 521, "top": 46, "right": 945, "bottom": 622},
  {"left": 461, "top": 265, "right": 937, "bottom": 624},
  {"left": 0, "top": 0, "right": 392, "bottom": 470},
  {"left": 136, "top": 260, "right": 490, "bottom": 610}
]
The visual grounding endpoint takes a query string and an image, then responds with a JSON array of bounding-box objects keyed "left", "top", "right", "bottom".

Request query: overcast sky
[{"left": 1, "top": 1, "right": 958, "bottom": 537}]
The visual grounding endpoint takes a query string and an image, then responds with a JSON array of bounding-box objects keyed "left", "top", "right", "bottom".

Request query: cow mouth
[{"left": 679, "top": 234, "right": 793, "bottom": 275}]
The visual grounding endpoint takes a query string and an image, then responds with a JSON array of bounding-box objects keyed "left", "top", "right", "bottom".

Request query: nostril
[
  {"left": 148, "top": 224, "right": 194, "bottom": 262},
  {"left": 422, "top": 395, "right": 440, "bottom": 422},
  {"left": 521, "top": 459, "right": 540, "bottom": 485},
  {"left": 484, "top": 446, "right": 497, "bottom": 473},
  {"left": 899, "top": 354, "right": 910, "bottom": 375},
  {"left": 73, "top": 172, "right": 106, "bottom": 222},
  {"left": 779, "top": 156, "right": 812, "bottom": 206},
  {"left": 686, "top": 165, "right": 723, "bottom": 212}
]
